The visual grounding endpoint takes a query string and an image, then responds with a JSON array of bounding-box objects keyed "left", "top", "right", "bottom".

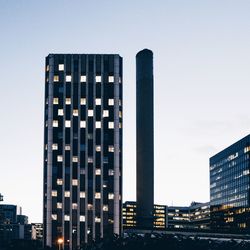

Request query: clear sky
[{"left": 0, "top": 0, "right": 250, "bottom": 223}]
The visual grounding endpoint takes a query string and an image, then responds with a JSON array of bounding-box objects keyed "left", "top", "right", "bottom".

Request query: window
[
  {"left": 109, "top": 169, "right": 114, "bottom": 176},
  {"left": 119, "top": 123, "right": 122, "bottom": 128},
  {"left": 65, "top": 98, "right": 71, "bottom": 105},
  {"left": 66, "top": 75, "right": 71, "bottom": 82},
  {"left": 65, "top": 120, "right": 71, "bottom": 127},
  {"left": 65, "top": 191, "right": 70, "bottom": 197},
  {"left": 96, "top": 169, "right": 101, "bottom": 175},
  {"left": 88, "top": 204, "right": 93, "bottom": 210},
  {"left": 72, "top": 156, "right": 78, "bottom": 162},
  {"left": 80, "top": 121, "right": 86, "bottom": 128},
  {"left": 108, "top": 193, "right": 114, "bottom": 200},
  {"left": 58, "top": 109, "right": 64, "bottom": 116},
  {"left": 108, "top": 76, "right": 114, "bottom": 83},
  {"left": 57, "top": 179, "right": 63, "bottom": 185},
  {"left": 108, "top": 145, "right": 114, "bottom": 152},
  {"left": 119, "top": 111, "right": 122, "bottom": 118},
  {"left": 52, "top": 144, "right": 58, "bottom": 150},
  {"left": 64, "top": 215, "right": 70, "bottom": 221},
  {"left": 96, "top": 98, "right": 101, "bottom": 105},
  {"left": 72, "top": 179, "right": 78, "bottom": 186},
  {"left": 80, "top": 192, "right": 85, "bottom": 198},
  {"left": 108, "top": 122, "right": 114, "bottom": 129},
  {"left": 103, "top": 205, "right": 108, "bottom": 211},
  {"left": 95, "top": 192, "right": 101, "bottom": 199},
  {"left": 57, "top": 155, "right": 63, "bottom": 162},
  {"left": 53, "top": 98, "right": 59, "bottom": 104},
  {"left": 80, "top": 169, "right": 85, "bottom": 174},
  {"left": 88, "top": 157, "right": 93, "bottom": 163},
  {"left": 57, "top": 202, "right": 62, "bottom": 209},
  {"left": 52, "top": 214, "right": 57, "bottom": 220},
  {"left": 52, "top": 190, "right": 57, "bottom": 197},
  {"left": 46, "top": 65, "right": 49, "bottom": 71},
  {"left": 58, "top": 64, "right": 64, "bottom": 71},
  {"left": 96, "top": 145, "right": 101, "bottom": 152},
  {"left": 103, "top": 110, "right": 109, "bottom": 117},
  {"left": 80, "top": 98, "right": 86, "bottom": 105},
  {"left": 96, "top": 76, "right": 101, "bottom": 82},
  {"left": 95, "top": 217, "right": 101, "bottom": 223},
  {"left": 108, "top": 99, "right": 114, "bottom": 106},
  {"left": 80, "top": 215, "right": 85, "bottom": 222},
  {"left": 80, "top": 75, "right": 87, "bottom": 82},
  {"left": 88, "top": 110, "right": 93, "bottom": 117},
  {"left": 72, "top": 203, "right": 78, "bottom": 209},
  {"left": 54, "top": 75, "right": 59, "bottom": 82},
  {"left": 53, "top": 120, "right": 58, "bottom": 127},
  {"left": 65, "top": 145, "right": 70, "bottom": 150},
  {"left": 73, "top": 109, "right": 78, "bottom": 116},
  {"left": 96, "top": 121, "right": 101, "bottom": 129}
]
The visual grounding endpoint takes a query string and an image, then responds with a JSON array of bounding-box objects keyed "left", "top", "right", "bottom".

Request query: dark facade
[
  {"left": 0, "top": 205, "right": 21, "bottom": 224},
  {"left": 43, "top": 54, "right": 123, "bottom": 249},
  {"left": 210, "top": 134, "right": 250, "bottom": 232},
  {"left": 136, "top": 49, "right": 154, "bottom": 229},
  {"left": 123, "top": 201, "right": 167, "bottom": 230}
]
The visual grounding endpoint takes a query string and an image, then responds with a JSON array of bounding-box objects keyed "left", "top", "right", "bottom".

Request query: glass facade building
[
  {"left": 210, "top": 135, "right": 250, "bottom": 232},
  {"left": 43, "top": 54, "right": 123, "bottom": 249}
]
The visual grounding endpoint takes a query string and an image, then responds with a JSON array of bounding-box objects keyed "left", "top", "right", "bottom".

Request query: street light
[{"left": 57, "top": 238, "right": 63, "bottom": 250}]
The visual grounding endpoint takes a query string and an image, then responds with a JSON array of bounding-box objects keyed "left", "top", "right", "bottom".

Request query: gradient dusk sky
[{"left": 0, "top": 0, "right": 250, "bottom": 222}]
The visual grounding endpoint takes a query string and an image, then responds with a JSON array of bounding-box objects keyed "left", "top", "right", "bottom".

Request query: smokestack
[{"left": 136, "top": 49, "right": 154, "bottom": 229}]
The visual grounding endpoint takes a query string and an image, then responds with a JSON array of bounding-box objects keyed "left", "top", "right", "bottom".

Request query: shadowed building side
[{"left": 136, "top": 49, "right": 154, "bottom": 229}]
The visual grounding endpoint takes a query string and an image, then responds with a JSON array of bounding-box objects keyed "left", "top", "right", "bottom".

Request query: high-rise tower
[
  {"left": 136, "top": 49, "right": 154, "bottom": 229},
  {"left": 43, "top": 54, "right": 123, "bottom": 249}
]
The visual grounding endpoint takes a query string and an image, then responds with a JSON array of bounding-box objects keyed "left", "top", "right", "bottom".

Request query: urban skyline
[{"left": 1, "top": 1, "right": 250, "bottom": 224}]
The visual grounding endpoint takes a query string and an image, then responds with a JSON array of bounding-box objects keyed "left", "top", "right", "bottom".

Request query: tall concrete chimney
[{"left": 136, "top": 49, "right": 154, "bottom": 229}]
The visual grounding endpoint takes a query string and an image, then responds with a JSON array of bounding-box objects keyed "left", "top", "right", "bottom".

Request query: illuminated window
[
  {"left": 52, "top": 143, "right": 58, "bottom": 150},
  {"left": 96, "top": 76, "right": 101, "bottom": 82},
  {"left": 80, "top": 98, "right": 86, "bottom": 105},
  {"left": 58, "top": 64, "right": 64, "bottom": 71},
  {"left": 103, "top": 205, "right": 108, "bottom": 211},
  {"left": 80, "top": 121, "right": 86, "bottom": 128},
  {"left": 53, "top": 120, "right": 58, "bottom": 127},
  {"left": 65, "top": 120, "right": 71, "bottom": 127},
  {"left": 66, "top": 75, "right": 71, "bottom": 82},
  {"left": 88, "top": 110, "right": 93, "bottom": 117},
  {"left": 54, "top": 75, "right": 59, "bottom": 82},
  {"left": 53, "top": 98, "right": 59, "bottom": 104},
  {"left": 88, "top": 204, "right": 93, "bottom": 210},
  {"left": 108, "top": 122, "right": 114, "bottom": 129},
  {"left": 96, "top": 145, "right": 101, "bottom": 152},
  {"left": 108, "top": 99, "right": 114, "bottom": 106},
  {"left": 81, "top": 75, "right": 87, "bottom": 82},
  {"left": 52, "top": 214, "right": 57, "bottom": 220},
  {"left": 96, "top": 169, "right": 101, "bottom": 175},
  {"left": 103, "top": 111, "right": 109, "bottom": 119},
  {"left": 72, "top": 203, "right": 78, "bottom": 209},
  {"left": 57, "top": 202, "right": 62, "bottom": 209},
  {"left": 46, "top": 65, "right": 49, "bottom": 71},
  {"left": 119, "top": 123, "right": 122, "bottom": 128},
  {"left": 65, "top": 145, "right": 70, "bottom": 150},
  {"left": 108, "top": 76, "right": 114, "bottom": 83},
  {"left": 65, "top": 98, "right": 71, "bottom": 105},
  {"left": 58, "top": 109, "right": 64, "bottom": 116},
  {"left": 57, "top": 179, "right": 63, "bottom": 185},
  {"left": 72, "top": 156, "right": 78, "bottom": 162},
  {"left": 88, "top": 157, "right": 93, "bottom": 163},
  {"left": 65, "top": 191, "right": 70, "bottom": 197},
  {"left": 108, "top": 169, "right": 114, "bottom": 176},
  {"left": 80, "top": 192, "right": 85, "bottom": 198},
  {"left": 95, "top": 192, "right": 101, "bottom": 199},
  {"left": 80, "top": 215, "right": 85, "bottom": 222},
  {"left": 73, "top": 109, "right": 78, "bottom": 116},
  {"left": 95, "top": 217, "right": 101, "bottom": 223},
  {"left": 72, "top": 179, "right": 78, "bottom": 186},
  {"left": 119, "top": 111, "right": 122, "bottom": 118},
  {"left": 64, "top": 215, "right": 70, "bottom": 221},
  {"left": 96, "top": 98, "right": 101, "bottom": 105},
  {"left": 57, "top": 155, "right": 63, "bottom": 162},
  {"left": 108, "top": 145, "right": 114, "bottom": 152},
  {"left": 52, "top": 190, "right": 57, "bottom": 197},
  {"left": 108, "top": 193, "right": 114, "bottom": 200},
  {"left": 96, "top": 121, "right": 101, "bottom": 129}
]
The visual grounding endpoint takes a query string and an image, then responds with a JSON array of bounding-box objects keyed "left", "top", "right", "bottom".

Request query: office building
[
  {"left": 136, "top": 49, "right": 154, "bottom": 229},
  {"left": 123, "top": 201, "right": 167, "bottom": 230},
  {"left": 43, "top": 54, "right": 123, "bottom": 249},
  {"left": 0, "top": 205, "right": 21, "bottom": 224},
  {"left": 210, "top": 135, "right": 250, "bottom": 232},
  {"left": 32, "top": 223, "right": 43, "bottom": 241}
]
